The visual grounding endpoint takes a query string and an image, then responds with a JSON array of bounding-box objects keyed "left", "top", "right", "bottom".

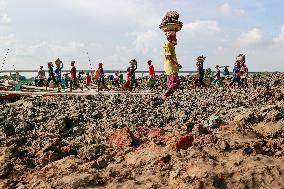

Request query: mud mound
[{"left": 0, "top": 73, "right": 283, "bottom": 188}]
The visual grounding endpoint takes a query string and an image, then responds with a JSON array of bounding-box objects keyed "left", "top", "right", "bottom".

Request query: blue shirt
[
  {"left": 99, "top": 68, "right": 105, "bottom": 78},
  {"left": 55, "top": 64, "right": 63, "bottom": 78},
  {"left": 233, "top": 65, "right": 240, "bottom": 78}
]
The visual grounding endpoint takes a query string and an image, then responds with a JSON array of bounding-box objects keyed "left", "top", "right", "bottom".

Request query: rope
[
  {"left": 0, "top": 48, "right": 10, "bottom": 74},
  {"left": 81, "top": 50, "right": 93, "bottom": 71}
]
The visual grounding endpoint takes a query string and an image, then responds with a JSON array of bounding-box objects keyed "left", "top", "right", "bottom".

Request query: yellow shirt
[{"left": 163, "top": 41, "right": 179, "bottom": 75}]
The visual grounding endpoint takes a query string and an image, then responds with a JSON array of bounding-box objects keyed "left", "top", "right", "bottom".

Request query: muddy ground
[{"left": 0, "top": 73, "right": 284, "bottom": 189}]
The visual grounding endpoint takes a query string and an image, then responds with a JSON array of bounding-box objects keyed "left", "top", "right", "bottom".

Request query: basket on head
[
  {"left": 236, "top": 54, "right": 245, "bottom": 62},
  {"left": 160, "top": 23, "right": 183, "bottom": 32},
  {"left": 197, "top": 55, "right": 206, "bottom": 62},
  {"left": 159, "top": 11, "right": 183, "bottom": 32},
  {"left": 55, "top": 58, "right": 62, "bottom": 65},
  {"left": 130, "top": 59, "right": 137, "bottom": 65}
]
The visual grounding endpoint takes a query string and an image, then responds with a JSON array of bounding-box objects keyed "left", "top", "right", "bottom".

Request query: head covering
[
  {"left": 166, "top": 31, "right": 176, "bottom": 37},
  {"left": 166, "top": 31, "right": 177, "bottom": 42}
]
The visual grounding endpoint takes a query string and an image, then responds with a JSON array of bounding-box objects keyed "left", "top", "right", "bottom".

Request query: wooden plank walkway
[
  {"left": 0, "top": 70, "right": 195, "bottom": 74},
  {"left": 0, "top": 90, "right": 157, "bottom": 96}
]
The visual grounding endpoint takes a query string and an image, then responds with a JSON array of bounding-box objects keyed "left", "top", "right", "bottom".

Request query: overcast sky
[{"left": 0, "top": 0, "right": 284, "bottom": 72}]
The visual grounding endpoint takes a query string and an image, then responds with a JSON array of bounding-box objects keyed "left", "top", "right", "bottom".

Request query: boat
[{"left": 0, "top": 93, "right": 20, "bottom": 103}]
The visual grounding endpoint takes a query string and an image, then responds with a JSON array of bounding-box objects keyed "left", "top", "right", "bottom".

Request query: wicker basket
[{"left": 160, "top": 23, "right": 182, "bottom": 32}]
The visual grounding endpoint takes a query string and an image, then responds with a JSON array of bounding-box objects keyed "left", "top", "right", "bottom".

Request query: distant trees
[{"left": 0, "top": 74, "right": 28, "bottom": 81}]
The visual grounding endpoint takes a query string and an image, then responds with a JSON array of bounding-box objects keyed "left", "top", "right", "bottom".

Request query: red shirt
[
  {"left": 70, "top": 66, "right": 76, "bottom": 80},
  {"left": 149, "top": 65, "right": 155, "bottom": 76},
  {"left": 86, "top": 75, "right": 91, "bottom": 84},
  {"left": 127, "top": 70, "right": 131, "bottom": 81}
]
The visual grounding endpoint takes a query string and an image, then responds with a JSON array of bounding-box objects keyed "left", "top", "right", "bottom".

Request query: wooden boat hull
[{"left": 0, "top": 93, "right": 20, "bottom": 102}]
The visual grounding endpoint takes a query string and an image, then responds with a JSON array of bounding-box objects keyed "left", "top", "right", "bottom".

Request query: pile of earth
[{"left": 0, "top": 73, "right": 283, "bottom": 189}]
